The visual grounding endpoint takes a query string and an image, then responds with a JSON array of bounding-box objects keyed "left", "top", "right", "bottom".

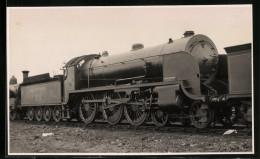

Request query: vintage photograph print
[{"left": 7, "top": 5, "right": 253, "bottom": 156}]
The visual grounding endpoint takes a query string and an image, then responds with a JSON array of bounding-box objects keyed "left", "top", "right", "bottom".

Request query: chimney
[
  {"left": 183, "top": 31, "right": 195, "bottom": 37},
  {"left": 22, "top": 70, "right": 29, "bottom": 82}
]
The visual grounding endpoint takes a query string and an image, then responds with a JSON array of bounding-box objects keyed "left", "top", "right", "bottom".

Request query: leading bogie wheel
[
  {"left": 102, "top": 92, "right": 124, "bottom": 125},
  {"left": 27, "top": 107, "right": 35, "bottom": 121},
  {"left": 151, "top": 109, "right": 169, "bottom": 127},
  {"left": 189, "top": 101, "right": 214, "bottom": 129},
  {"left": 35, "top": 107, "right": 43, "bottom": 121},
  {"left": 53, "top": 106, "right": 62, "bottom": 122},
  {"left": 79, "top": 94, "right": 98, "bottom": 124},
  {"left": 43, "top": 106, "right": 52, "bottom": 122}
]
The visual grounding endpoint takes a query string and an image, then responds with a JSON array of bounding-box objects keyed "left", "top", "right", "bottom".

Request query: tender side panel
[{"left": 21, "top": 80, "right": 62, "bottom": 106}]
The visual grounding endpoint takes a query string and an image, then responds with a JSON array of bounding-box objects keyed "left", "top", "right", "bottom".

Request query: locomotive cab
[{"left": 63, "top": 54, "right": 98, "bottom": 102}]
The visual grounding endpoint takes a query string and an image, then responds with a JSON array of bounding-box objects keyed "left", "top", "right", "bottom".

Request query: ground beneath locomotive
[{"left": 9, "top": 121, "right": 252, "bottom": 153}]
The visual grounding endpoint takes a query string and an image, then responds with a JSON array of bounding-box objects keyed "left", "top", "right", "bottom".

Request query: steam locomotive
[{"left": 9, "top": 31, "right": 252, "bottom": 129}]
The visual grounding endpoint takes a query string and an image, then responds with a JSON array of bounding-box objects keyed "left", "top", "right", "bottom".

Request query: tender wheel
[
  {"left": 27, "top": 107, "right": 35, "bottom": 121},
  {"left": 189, "top": 101, "right": 214, "bottom": 129},
  {"left": 43, "top": 106, "right": 52, "bottom": 122},
  {"left": 35, "top": 107, "right": 43, "bottom": 121},
  {"left": 52, "top": 106, "right": 62, "bottom": 122},
  {"left": 102, "top": 92, "right": 124, "bottom": 125},
  {"left": 151, "top": 109, "right": 169, "bottom": 127},
  {"left": 124, "top": 94, "right": 149, "bottom": 126},
  {"left": 79, "top": 94, "right": 97, "bottom": 124}
]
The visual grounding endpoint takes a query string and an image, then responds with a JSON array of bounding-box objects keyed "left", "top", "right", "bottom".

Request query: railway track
[{"left": 10, "top": 119, "right": 252, "bottom": 137}]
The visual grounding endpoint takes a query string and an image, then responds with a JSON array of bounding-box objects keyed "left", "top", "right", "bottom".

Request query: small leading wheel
[
  {"left": 189, "top": 101, "right": 214, "bottom": 129},
  {"left": 79, "top": 94, "right": 97, "bottom": 124},
  {"left": 53, "top": 106, "right": 62, "bottom": 122},
  {"left": 151, "top": 109, "right": 169, "bottom": 127},
  {"left": 35, "top": 107, "right": 43, "bottom": 121},
  {"left": 27, "top": 107, "right": 35, "bottom": 121},
  {"left": 43, "top": 106, "right": 52, "bottom": 122},
  {"left": 102, "top": 92, "right": 124, "bottom": 125}
]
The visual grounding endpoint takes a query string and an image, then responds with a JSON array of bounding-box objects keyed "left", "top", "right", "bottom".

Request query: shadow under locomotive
[{"left": 9, "top": 31, "right": 252, "bottom": 129}]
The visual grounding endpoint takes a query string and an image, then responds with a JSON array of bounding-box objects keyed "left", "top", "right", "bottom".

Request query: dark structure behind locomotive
[
  {"left": 9, "top": 76, "right": 18, "bottom": 98},
  {"left": 211, "top": 43, "right": 252, "bottom": 97},
  {"left": 9, "top": 76, "right": 19, "bottom": 110},
  {"left": 9, "top": 76, "right": 17, "bottom": 85}
]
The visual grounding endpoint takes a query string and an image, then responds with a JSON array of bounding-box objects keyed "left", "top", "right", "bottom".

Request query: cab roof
[{"left": 65, "top": 54, "right": 98, "bottom": 67}]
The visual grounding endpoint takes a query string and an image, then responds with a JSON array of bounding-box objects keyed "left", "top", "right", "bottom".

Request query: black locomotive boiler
[{"left": 9, "top": 31, "right": 252, "bottom": 129}]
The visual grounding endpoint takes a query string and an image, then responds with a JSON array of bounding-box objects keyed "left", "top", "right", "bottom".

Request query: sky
[{"left": 7, "top": 5, "right": 252, "bottom": 83}]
